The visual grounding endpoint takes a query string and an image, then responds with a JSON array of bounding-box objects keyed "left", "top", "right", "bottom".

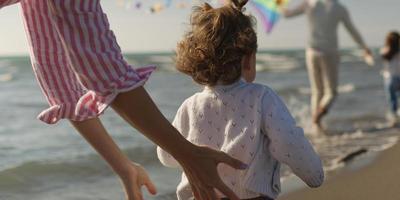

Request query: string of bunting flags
[{"left": 115, "top": 0, "right": 290, "bottom": 33}]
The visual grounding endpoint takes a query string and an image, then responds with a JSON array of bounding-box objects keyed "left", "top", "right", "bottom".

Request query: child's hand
[{"left": 120, "top": 162, "right": 157, "bottom": 200}]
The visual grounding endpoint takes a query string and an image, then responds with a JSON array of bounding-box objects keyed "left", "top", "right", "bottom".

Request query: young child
[
  {"left": 381, "top": 31, "right": 400, "bottom": 125},
  {"left": 157, "top": 1, "right": 324, "bottom": 199}
]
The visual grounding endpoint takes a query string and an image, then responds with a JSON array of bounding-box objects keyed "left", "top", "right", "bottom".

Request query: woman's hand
[
  {"left": 176, "top": 146, "right": 248, "bottom": 200},
  {"left": 120, "top": 162, "right": 157, "bottom": 200},
  {"left": 70, "top": 118, "right": 157, "bottom": 200}
]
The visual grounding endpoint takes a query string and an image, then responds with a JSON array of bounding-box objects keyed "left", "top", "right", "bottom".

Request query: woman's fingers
[
  {"left": 213, "top": 152, "right": 246, "bottom": 200},
  {"left": 123, "top": 177, "right": 144, "bottom": 200},
  {"left": 132, "top": 186, "right": 144, "bottom": 200},
  {"left": 214, "top": 178, "right": 240, "bottom": 200},
  {"left": 142, "top": 174, "right": 157, "bottom": 195},
  {"left": 208, "top": 187, "right": 219, "bottom": 200},
  {"left": 188, "top": 179, "right": 204, "bottom": 200},
  {"left": 201, "top": 187, "right": 215, "bottom": 200},
  {"left": 143, "top": 178, "right": 157, "bottom": 195},
  {"left": 192, "top": 187, "right": 202, "bottom": 200},
  {"left": 177, "top": 146, "right": 247, "bottom": 200},
  {"left": 124, "top": 180, "right": 143, "bottom": 200},
  {"left": 187, "top": 170, "right": 215, "bottom": 200},
  {"left": 217, "top": 152, "right": 248, "bottom": 170},
  {"left": 191, "top": 186, "right": 201, "bottom": 200},
  {"left": 136, "top": 165, "right": 157, "bottom": 195},
  {"left": 204, "top": 148, "right": 246, "bottom": 200},
  {"left": 121, "top": 162, "right": 158, "bottom": 200}
]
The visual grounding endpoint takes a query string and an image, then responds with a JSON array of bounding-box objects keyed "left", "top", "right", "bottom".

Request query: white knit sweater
[{"left": 157, "top": 80, "right": 324, "bottom": 200}]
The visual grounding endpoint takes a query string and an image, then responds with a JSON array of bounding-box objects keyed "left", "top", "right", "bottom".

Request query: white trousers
[{"left": 306, "top": 48, "right": 340, "bottom": 117}]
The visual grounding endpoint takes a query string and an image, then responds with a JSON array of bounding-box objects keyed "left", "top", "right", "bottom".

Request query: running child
[{"left": 157, "top": 1, "right": 324, "bottom": 199}]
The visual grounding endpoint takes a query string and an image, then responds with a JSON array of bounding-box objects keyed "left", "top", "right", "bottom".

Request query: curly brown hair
[{"left": 175, "top": 0, "right": 258, "bottom": 86}]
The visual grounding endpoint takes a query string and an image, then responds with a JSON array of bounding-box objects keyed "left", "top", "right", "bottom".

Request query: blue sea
[{"left": 0, "top": 49, "right": 398, "bottom": 200}]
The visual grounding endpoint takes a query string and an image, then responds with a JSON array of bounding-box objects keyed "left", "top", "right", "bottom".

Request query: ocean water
[{"left": 0, "top": 49, "right": 398, "bottom": 200}]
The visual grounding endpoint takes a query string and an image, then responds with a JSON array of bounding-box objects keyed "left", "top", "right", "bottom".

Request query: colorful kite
[
  {"left": 249, "top": 0, "right": 289, "bottom": 33},
  {"left": 115, "top": 0, "right": 289, "bottom": 33}
]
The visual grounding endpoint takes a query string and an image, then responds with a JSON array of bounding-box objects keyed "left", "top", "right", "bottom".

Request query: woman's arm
[
  {"left": 261, "top": 88, "right": 324, "bottom": 188},
  {"left": 44, "top": 1, "right": 246, "bottom": 198},
  {"left": 70, "top": 118, "right": 157, "bottom": 200},
  {"left": 157, "top": 103, "right": 189, "bottom": 168},
  {"left": 0, "top": 0, "right": 20, "bottom": 9},
  {"left": 157, "top": 146, "right": 180, "bottom": 168},
  {"left": 111, "top": 86, "right": 247, "bottom": 200}
]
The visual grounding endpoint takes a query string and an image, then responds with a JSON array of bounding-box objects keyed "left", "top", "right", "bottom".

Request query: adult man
[{"left": 283, "top": 0, "right": 372, "bottom": 129}]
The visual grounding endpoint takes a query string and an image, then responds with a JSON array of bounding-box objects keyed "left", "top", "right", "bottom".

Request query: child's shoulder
[
  {"left": 179, "top": 82, "right": 280, "bottom": 107},
  {"left": 245, "top": 82, "right": 286, "bottom": 106},
  {"left": 178, "top": 94, "right": 196, "bottom": 109},
  {"left": 177, "top": 91, "right": 206, "bottom": 110},
  {"left": 244, "top": 82, "right": 278, "bottom": 97}
]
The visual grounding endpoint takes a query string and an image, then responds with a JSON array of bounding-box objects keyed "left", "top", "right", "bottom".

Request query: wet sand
[{"left": 279, "top": 127, "right": 400, "bottom": 200}]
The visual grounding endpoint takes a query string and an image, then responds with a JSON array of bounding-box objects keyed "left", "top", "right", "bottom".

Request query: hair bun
[
  {"left": 202, "top": 2, "right": 213, "bottom": 11},
  {"left": 230, "top": 0, "right": 249, "bottom": 11}
]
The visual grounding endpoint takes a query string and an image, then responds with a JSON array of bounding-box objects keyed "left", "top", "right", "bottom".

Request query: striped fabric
[
  {"left": 0, "top": 0, "right": 20, "bottom": 8},
  {"left": 19, "top": 0, "right": 155, "bottom": 124}
]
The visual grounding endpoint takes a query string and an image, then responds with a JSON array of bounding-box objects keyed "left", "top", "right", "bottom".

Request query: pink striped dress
[{"left": 0, "top": 0, "right": 155, "bottom": 124}]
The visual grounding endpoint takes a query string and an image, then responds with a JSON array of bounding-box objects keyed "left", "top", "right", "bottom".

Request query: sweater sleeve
[
  {"left": 261, "top": 88, "right": 324, "bottom": 188},
  {"left": 157, "top": 102, "right": 190, "bottom": 168},
  {"left": 281, "top": 0, "right": 307, "bottom": 18},
  {"left": 0, "top": 0, "right": 20, "bottom": 9},
  {"left": 340, "top": 5, "right": 367, "bottom": 50}
]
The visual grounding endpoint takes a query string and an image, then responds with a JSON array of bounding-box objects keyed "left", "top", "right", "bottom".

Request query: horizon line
[{"left": 0, "top": 46, "right": 380, "bottom": 58}]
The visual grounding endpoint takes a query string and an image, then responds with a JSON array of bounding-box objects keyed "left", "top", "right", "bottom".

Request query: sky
[{"left": 0, "top": 0, "right": 399, "bottom": 56}]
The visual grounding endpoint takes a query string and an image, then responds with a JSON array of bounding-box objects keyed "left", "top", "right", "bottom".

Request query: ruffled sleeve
[
  {"left": 0, "top": 0, "right": 20, "bottom": 9},
  {"left": 37, "top": 66, "right": 156, "bottom": 124}
]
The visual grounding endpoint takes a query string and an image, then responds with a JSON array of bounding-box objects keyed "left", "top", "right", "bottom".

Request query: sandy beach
[{"left": 279, "top": 127, "right": 400, "bottom": 200}]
